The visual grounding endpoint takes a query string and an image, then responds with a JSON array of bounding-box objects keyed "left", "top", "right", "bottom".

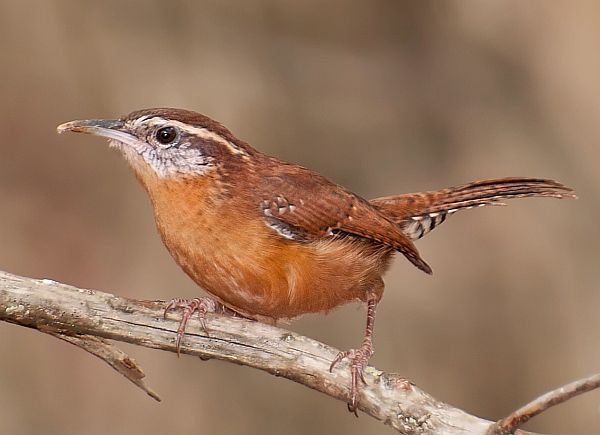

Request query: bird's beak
[{"left": 57, "top": 119, "right": 133, "bottom": 144}]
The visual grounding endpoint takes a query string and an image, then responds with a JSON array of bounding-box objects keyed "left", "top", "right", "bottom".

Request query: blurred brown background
[{"left": 0, "top": 1, "right": 598, "bottom": 434}]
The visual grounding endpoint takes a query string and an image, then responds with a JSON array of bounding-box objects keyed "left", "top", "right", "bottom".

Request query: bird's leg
[
  {"left": 330, "top": 292, "right": 378, "bottom": 415},
  {"left": 163, "top": 297, "right": 240, "bottom": 356}
]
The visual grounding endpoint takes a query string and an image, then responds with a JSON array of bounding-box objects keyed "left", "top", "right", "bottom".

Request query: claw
[
  {"left": 329, "top": 345, "right": 373, "bottom": 414},
  {"left": 329, "top": 349, "right": 352, "bottom": 372},
  {"left": 359, "top": 368, "right": 367, "bottom": 385},
  {"left": 163, "top": 299, "right": 176, "bottom": 319},
  {"left": 163, "top": 297, "right": 221, "bottom": 356},
  {"left": 347, "top": 402, "right": 359, "bottom": 417}
]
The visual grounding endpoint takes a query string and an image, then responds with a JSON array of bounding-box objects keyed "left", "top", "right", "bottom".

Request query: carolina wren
[{"left": 57, "top": 108, "right": 576, "bottom": 412}]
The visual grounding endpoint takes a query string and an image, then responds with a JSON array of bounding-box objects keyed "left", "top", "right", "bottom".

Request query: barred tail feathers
[{"left": 370, "top": 178, "right": 576, "bottom": 241}]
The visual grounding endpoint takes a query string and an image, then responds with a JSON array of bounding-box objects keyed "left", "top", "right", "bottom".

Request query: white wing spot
[{"left": 268, "top": 222, "right": 297, "bottom": 240}]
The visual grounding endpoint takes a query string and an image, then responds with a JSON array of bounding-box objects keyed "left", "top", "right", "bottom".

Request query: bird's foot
[
  {"left": 163, "top": 297, "right": 232, "bottom": 356},
  {"left": 329, "top": 340, "right": 374, "bottom": 415}
]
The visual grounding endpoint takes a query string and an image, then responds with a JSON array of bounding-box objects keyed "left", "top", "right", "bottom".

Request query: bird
[{"left": 57, "top": 108, "right": 576, "bottom": 413}]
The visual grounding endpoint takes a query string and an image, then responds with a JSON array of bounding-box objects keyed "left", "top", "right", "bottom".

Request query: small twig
[
  {"left": 45, "top": 330, "right": 161, "bottom": 402},
  {"left": 488, "top": 373, "right": 600, "bottom": 434}
]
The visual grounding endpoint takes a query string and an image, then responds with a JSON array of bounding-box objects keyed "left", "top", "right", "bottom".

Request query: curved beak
[{"left": 57, "top": 119, "right": 132, "bottom": 143}]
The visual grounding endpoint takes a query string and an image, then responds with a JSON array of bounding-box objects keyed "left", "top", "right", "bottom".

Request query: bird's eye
[{"left": 155, "top": 126, "right": 178, "bottom": 145}]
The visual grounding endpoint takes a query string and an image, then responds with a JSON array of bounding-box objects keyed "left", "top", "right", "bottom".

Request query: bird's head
[{"left": 58, "top": 108, "right": 255, "bottom": 180}]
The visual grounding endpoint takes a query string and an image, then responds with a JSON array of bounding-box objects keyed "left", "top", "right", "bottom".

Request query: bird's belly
[{"left": 164, "top": 225, "right": 393, "bottom": 321}]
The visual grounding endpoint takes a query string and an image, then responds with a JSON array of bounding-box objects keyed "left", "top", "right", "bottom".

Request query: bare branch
[
  {"left": 1, "top": 269, "right": 588, "bottom": 435},
  {"left": 489, "top": 374, "right": 600, "bottom": 434}
]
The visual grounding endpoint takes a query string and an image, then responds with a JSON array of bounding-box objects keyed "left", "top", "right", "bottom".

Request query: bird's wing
[{"left": 256, "top": 164, "right": 432, "bottom": 274}]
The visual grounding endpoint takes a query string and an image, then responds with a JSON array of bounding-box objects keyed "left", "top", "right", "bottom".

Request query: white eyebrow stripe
[
  {"left": 134, "top": 115, "right": 153, "bottom": 124},
  {"left": 134, "top": 117, "right": 247, "bottom": 156},
  {"left": 183, "top": 125, "right": 247, "bottom": 156}
]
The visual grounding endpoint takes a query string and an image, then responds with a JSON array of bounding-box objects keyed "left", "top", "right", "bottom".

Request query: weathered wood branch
[{"left": 0, "top": 270, "right": 594, "bottom": 434}]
